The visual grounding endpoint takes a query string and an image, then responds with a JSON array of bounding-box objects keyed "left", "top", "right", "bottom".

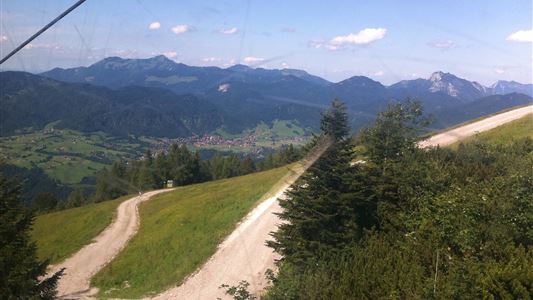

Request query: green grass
[
  {"left": 451, "top": 115, "right": 533, "bottom": 147},
  {"left": 421, "top": 104, "right": 532, "bottom": 139},
  {"left": 0, "top": 128, "right": 144, "bottom": 185},
  {"left": 91, "top": 165, "right": 292, "bottom": 298},
  {"left": 31, "top": 194, "right": 132, "bottom": 264}
]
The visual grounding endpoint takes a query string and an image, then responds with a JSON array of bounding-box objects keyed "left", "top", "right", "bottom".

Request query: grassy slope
[
  {"left": 0, "top": 128, "right": 142, "bottom": 185},
  {"left": 91, "top": 165, "right": 292, "bottom": 298},
  {"left": 451, "top": 114, "right": 533, "bottom": 147},
  {"left": 31, "top": 194, "right": 132, "bottom": 264},
  {"left": 420, "top": 104, "right": 532, "bottom": 139}
]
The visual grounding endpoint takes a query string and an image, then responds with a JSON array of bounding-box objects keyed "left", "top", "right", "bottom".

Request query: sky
[{"left": 0, "top": 0, "right": 532, "bottom": 85}]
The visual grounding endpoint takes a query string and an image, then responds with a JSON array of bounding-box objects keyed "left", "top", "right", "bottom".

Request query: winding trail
[{"left": 50, "top": 189, "right": 173, "bottom": 299}]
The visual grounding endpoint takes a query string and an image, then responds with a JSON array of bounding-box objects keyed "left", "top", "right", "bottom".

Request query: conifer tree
[
  {"left": 268, "top": 100, "right": 361, "bottom": 263},
  {"left": 360, "top": 99, "right": 429, "bottom": 169},
  {"left": 0, "top": 173, "right": 64, "bottom": 299},
  {"left": 239, "top": 156, "right": 256, "bottom": 175}
]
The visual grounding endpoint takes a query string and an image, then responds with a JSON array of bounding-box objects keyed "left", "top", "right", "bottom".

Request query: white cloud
[
  {"left": 172, "top": 24, "right": 194, "bottom": 35},
  {"left": 163, "top": 51, "right": 178, "bottom": 58},
  {"left": 506, "top": 29, "right": 533, "bottom": 42},
  {"left": 373, "top": 70, "right": 384, "bottom": 76},
  {"left": 0, "top": 35, "right": 7, "bottom": 42},
  {"left": 219, "top": 27, "right": 238, "bottom": 35},
  {"left": 242, "top": 56, "right": 264, "bottom": 64},
  {"left": 149, "top": 22, "right": 161, "bottom": 30},
  {"left": 494, "top": 68, "right": 505, "bottom": 74},
  {"left": 330, "top": 28, "right": 387, "bottom": 46},
  {"left": 310, "top": 28, "right": 387, "bottom": 51},
  {"left": 428, "top": 40, "right": 455, "bottom": 49}
]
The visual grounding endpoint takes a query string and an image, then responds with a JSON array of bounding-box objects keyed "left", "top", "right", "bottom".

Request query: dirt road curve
[
  {"left": 50, "top": 189, "right": 173, "bottom": 299},
  {"left": 148, "top": 141, "right": 331, "bottom": 300},
  {"left": 419, "top": 105, "right": 533, "bottom": 148}
]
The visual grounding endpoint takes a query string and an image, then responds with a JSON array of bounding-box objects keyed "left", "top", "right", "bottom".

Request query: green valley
[{"left": 0, "top": 128, "right": 144, "bottom": 185}]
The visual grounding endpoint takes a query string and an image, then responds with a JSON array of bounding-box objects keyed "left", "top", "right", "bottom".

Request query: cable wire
[{"left": 0, "top": 0, "right": 88, "bottom": 65}]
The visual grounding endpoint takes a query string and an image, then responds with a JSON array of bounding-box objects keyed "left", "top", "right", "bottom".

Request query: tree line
[{"left": 61, "top": 143, "right": 302, "bottom": 209}]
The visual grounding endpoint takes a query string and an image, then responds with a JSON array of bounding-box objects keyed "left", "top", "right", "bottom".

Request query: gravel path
[
  {"left": 49, "top": 189, "right": 174, "bottom": 299},
  {"left": 419, "top": 105, "right": 533, "bottom": 148}
]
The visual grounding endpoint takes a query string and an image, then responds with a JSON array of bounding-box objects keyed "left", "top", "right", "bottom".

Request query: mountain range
[{"left": 1, "top": 55, "right": 531, "bottom": 138}]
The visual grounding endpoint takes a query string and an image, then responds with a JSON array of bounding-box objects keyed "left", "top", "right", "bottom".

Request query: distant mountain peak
[
  {"left": 429, "top": 71, "right": 445, "bottom": 82},
  {"left": 490, "top": 80, "right": 533, "bottom": 96},
  {"left": 340, "top": 75, "right": 381, "bottom": 85},
  {"left": 227, "top": 64, "right": 253, "bottom": 72},
  {"left": 429, "top": 71, "right": 460, "bottom": 83}
]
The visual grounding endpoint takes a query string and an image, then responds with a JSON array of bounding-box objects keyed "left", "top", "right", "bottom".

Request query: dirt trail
[
  {"left": 419, "top": 105, "right": 533, "bottom": 148},
  {"left": 49, "top": 189, "right": 173, "bottom": 299},
  {"left": 148, "top": 141, "right": 331, "bottom": 300}
]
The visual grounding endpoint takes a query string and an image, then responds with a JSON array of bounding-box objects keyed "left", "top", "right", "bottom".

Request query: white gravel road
[
  {"left": 49, "top": 189, "right": 173, "bottom": 299},
  {"left": 419, "top": 105, "right": 532, "bottom": 148}
]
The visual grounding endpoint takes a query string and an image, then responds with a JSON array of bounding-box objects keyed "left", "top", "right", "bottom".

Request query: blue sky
[{"left": 1, "top": 0, "right": 531, "bottom": 85}]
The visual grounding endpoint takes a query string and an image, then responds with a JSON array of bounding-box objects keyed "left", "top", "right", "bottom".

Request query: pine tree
[
  {"left": 268, "top": 100, "right": 361, "bottom": 263},
  {"left": 93, "top": 168, "right": 126, "bottom": 202},
  {"left": 138, "top": 150, "right": 157, "bottom": 190},
  {"left": 32, "top": 192, "right": 58, "bottom": 213},
  {"left": 360, "top": 99, "right": 429, "bottom": 169},
  {"left": 0, "top": 173, "right": 64, "bottom": 299},
  {"left": 239, "top": 156, "right": 256, "bottom": 175},
  {"left": 320, "top": 99, "right": 349, "bottom": 140}
]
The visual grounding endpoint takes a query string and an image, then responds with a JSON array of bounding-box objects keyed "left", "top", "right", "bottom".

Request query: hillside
[
  {"left": 262, "top": 101, "right": 533, "bottom": 299},
  {"left": 431, "top": 94, "right": 533, "bottom": 128},
  {"left": 39, "top": 56, "right": 533, "bottom": 131},
  {"left": 31, "top": 165, "right": 291, "bottom": 295},
  {"left": 0, "top": 128, "right": 144, "bottom": 186},
  {"left": 454, "top": 114, "right": 533, "bottom": 146},
  {"left": 0, "top": 71, "right": 222, "bottom": 138},
  {"left": 41, "top": 56, "right": 331, "bottom": 94},
  {"left": 31, "top": 194, "right": 132, "bottom": 264}
]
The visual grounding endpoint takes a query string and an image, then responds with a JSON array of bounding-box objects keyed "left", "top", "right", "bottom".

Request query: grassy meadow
[
  {"left": 31, "top": 194, "right": 132, "bottom": 264},
  {"left": 0, "top": 128, "right": 143, "bottom": 185},
  {"left": 91, "top": 165, "right": 293, "bottom": 298}
]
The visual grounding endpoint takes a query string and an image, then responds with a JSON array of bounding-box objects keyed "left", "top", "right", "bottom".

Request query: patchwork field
[{"left": 0, "top": 128, "right": 143, "bottom": 185}]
